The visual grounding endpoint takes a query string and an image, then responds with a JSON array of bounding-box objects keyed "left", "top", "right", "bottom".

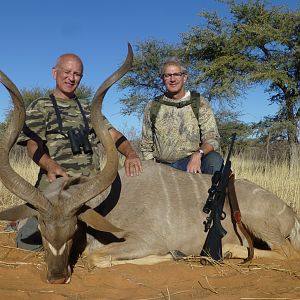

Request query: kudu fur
[{"left": 1, "top": 45, "right": 300, "bottom": 284}]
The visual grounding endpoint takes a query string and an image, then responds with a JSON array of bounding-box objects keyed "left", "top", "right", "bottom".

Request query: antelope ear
[
  {"left": 0, "top": 204, "right": 38, "bottom": 221},
  {"left": 78, "top": 209, "right": 123, "bottom": 233}
]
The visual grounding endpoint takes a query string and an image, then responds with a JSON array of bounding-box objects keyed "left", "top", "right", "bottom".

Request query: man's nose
[
  {"left": 67, "top": 73, "right": 76, "bottom": 81},
  {"left": 169, "top": 74, "right": 176, "bottom": 81}
]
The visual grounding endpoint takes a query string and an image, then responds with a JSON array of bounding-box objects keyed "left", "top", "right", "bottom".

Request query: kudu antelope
[{"left": 1, "top": 45, "right": 300, "bottom": 284}]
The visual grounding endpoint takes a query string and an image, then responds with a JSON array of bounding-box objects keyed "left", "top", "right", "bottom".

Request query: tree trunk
[{"left": 285, "top": 96, "right": 299, "bottom": 169}]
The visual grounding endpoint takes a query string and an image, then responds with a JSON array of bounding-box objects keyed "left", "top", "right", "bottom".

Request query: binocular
[{"left": 68, "top": 127, "right": 93, "bottom": 155}]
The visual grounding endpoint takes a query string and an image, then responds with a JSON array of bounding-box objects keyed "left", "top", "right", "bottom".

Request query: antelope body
[
  {"left": 0, "top": 45, "right": 299, "bottom": 284},
  {"left": 82, "top": 160, "right": 300, "bottom": 268}
]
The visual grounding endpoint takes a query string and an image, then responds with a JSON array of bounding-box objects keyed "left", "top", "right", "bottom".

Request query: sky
[{"left": 0, "top": 0, "right": 299, "bottom": 134}]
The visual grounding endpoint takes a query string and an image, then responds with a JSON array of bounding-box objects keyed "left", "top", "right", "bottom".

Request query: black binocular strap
[
  {"left": 49, "top": 94, "right": 90, "bottom": 135},
  {"left": 74, "top": 97, "right": 90, "bottom": 132}
]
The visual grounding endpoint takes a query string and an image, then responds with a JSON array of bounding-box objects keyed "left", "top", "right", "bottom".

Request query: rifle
[{"left": 200, "top": 133, "right": 236, "bottom": 262}]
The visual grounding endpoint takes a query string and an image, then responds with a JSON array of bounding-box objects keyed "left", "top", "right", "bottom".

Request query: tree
[
  {"left": 215, "top": 108, "right": 253, "bottom": 152},
  {"left": 20, "top": 84, "right": 93, "bottom": 108},
  {"left": 182, "top": 0, "right": 300, "bottom": 166},
  {"left": 118, "top": 40, "right": 207, "bottom": 119},
  {"left": 21, "top": 87, "right": 54, "bottom": 108},
  {"left": 118, "top": 40, "right": 183, "bottom": 118}
]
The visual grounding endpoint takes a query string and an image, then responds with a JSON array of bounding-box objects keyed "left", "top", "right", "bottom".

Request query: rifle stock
[
  {"left": 200, "top": 133, "right": 236, "bottom": 261},
  {"left": 201, "top": 213, "right": 227, "bottom": 260}
]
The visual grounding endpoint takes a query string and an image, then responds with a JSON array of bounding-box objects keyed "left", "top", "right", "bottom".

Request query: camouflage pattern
[
  {"left": 140, "top": 91, "right": 220, "bottom": 162},
  {"left": 17, "top": 96, "right": 112, "bottom": 188}
]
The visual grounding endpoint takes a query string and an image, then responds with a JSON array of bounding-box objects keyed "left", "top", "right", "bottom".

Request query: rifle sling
[{"left": 227, "top": 173, "right": 254, "bottom": 263}]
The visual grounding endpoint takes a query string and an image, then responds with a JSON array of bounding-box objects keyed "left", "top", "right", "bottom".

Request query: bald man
[{"left": 16, "top": 53, "right": 142, "bottom": 250}]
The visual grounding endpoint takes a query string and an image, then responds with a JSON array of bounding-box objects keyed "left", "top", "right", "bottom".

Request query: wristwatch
[{"left": 198, "top": 149, "right": 204, "bottom": 156}]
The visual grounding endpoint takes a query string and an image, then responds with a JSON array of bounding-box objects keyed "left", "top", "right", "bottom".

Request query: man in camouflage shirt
[
  {"left": 18, "top": 96, "right": 112, "bottom": 190},
  {"left": 16, "top": 53, "right": 142, "bottom": 250},
  {"left": 140, "top": 57, "right": 223, "bottom": 174}
]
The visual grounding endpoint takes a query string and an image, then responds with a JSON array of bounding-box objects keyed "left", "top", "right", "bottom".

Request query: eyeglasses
[{"left": 162, "top": 72, "right": 186, "bottom": 80}]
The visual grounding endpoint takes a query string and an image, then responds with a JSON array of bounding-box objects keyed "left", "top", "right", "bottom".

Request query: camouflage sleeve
[
  {"left": 198, "top": 97, "right": 220, "bottom": 151},
  {"left": 140, "top": 101, "right": 154, "bottom": 160},
  {"left": 17, "top": 99, "right": 47, "bottom": 146}
]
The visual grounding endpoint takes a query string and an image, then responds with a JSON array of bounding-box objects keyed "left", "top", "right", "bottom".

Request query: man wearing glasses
[{"left": 140, "top": 57, "right": 223, "bottom": 174}]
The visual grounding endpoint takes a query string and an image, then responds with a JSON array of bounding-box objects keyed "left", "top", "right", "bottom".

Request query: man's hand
[
  {"left": 45, "top": 160, "right": 69, "bottom": 183},
  {"left": 108, "top": 129, "right": 143, "bottom": 177},
  {"left": 26, "top": 139, "right": 69, "bottom": 182},
  {"left": 124, "top": 152, "right": 143, "bottom": 177},
  {"left": 187, "top": 144, "right": 214, "bottom": 173},
  {"left": 187, "top": 152, "right": 202, "bottom": 174}
]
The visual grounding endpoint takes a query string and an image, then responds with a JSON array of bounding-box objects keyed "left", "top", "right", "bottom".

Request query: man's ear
[
  {"left": 0, "top": 204, "right": 38, "bottom": 221},
  {"left": 78, "top": 208, "right": 123, "bottom": 233},
  {"left": 183, "top": 73, "right": 188, "bottom": 83},
  {"left": 52, "top": 67, "right": 57, "bottom": 80}
]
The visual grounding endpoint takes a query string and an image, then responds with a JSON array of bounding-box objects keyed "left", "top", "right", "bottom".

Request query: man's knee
[
  {"left": 16, "top": 217, "right": 43, "bottom": 251},
  {"left": 201, "top": 151, "right": 223, "bottom": 174}
]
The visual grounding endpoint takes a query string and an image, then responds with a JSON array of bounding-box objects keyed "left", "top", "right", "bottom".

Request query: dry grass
[
  {"left": 232, "top": 153, "right": 300, "bottom": 214},
  {"left": 180, "top": 255, "right": 300, "bottom": 278},
  {"left": 0, "top": 151, "right": 299, "bottom": 214},
  {"left": 0, "top": 155, "right": 38, "bottom": 210}
]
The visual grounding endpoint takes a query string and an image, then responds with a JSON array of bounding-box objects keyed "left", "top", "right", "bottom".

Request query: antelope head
[{"left": 0, "top": 44, "right": 133, "bottom": 283}]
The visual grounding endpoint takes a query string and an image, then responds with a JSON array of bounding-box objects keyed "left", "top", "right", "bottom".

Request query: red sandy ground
[{"left": 0, "top": 226, "right": 299, "bottom": 300}]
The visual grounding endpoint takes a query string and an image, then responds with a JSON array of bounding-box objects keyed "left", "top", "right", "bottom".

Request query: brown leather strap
[{"left": 228, "top": 173, "right": 254, "bottom": 263}]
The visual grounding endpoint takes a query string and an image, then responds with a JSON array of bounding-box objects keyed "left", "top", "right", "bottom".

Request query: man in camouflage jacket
[
  {"left": 16, "top": 53, "right": 142, "bottom": 250},
  {"left": 140, "top": 57, "right": 223, "bottom": 175}
]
